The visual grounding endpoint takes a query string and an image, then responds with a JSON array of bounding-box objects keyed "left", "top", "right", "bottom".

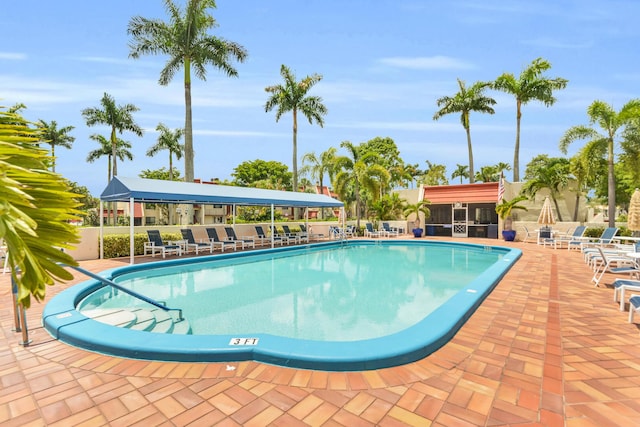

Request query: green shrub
[
  {"left": 102, "top": 232, "right": 182, "bottom": 258},
  {"left": 583, "top": 226, "right": 631, "bottom": 239},
  {"left": 583, "top": 227, "right": 603, "bottom": 238}
]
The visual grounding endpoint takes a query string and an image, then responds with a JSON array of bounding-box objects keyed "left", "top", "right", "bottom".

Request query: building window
[
  {"left": 427, "top": 205, "right": 450, "bottom": 224},
  {"left": 145, "top": 217, "right": 156, "bottom": 225}
]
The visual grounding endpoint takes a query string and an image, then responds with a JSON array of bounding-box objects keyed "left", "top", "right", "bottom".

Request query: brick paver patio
[{"left": 1, "top": 238, "right": 640, "bottom": 426}]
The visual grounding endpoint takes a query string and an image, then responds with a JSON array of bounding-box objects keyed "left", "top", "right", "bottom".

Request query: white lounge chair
[
  {"left": 206, "top": 228, "right": 239, "bottom": 251},
  {"left": 364, "top": 223, "right": 381, "bottom": 238},
  {"left": 628, "top": 294, "right": 640, "bottom": 323},
  {"left": 613, "top": 279, "right": 640, "bottom": 311},
  {"left": 225, "top": 226, "right": 256, "bottom": 249},
  {"left": 180, "top": 229, "right": 214, "bottom": 254},
  {"left": 253, "top": 226, "right": 284, "bottom": 246},
  {"left": 591, "top": 247, "right": 639, "bottom": 287},
  {"left": 521, "top": 226, "right": 537, "bottom": 244},
  {"left": 144, "top": 230, "right": 182, "bottom": 258},
  {"left": 382, "top": 222, "right": 399, "bottom": 237},
  {"left": 543, "top": 225, "right": 586, "bottom": 249}
]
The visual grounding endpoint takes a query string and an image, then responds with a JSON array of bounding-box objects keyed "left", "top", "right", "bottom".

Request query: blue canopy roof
[{"left": 100, "top": 176, "right": 344, "bottom": 208}]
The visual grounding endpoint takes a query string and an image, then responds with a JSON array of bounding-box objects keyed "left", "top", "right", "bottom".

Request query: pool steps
[{"left": 81, "top": 307, "right": 191, "bottom": 335}]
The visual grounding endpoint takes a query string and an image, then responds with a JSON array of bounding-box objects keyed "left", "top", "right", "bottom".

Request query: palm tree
[
  {"left": 451, "top": 164, "right": 469, "bottom": 184},
  {"left": 128, "top": 0, "right": 248, "bottom": 183},
  {"left": 86, "top": 133, "right": 134, "bottom": 226},
  {"left": 495, "top": 162, "right": 511, "bottom": 176},
  {"left": 403, "top": 199, "right": 431, "bottom": 231},
  {"left": 492, "top": 57, "right": 568, "bottom": 182},
  {"left": 147, "top": 123, "right": 184, "bottom": 181},
  {"left": 521, "top": 155, "right": 570, "bottom": 221},
  {"left": 86, "top": 134, "right": 134, "bottom": 184},
  {"left": 81, "top": 92, "right": 142, "bottom": 178},
  {"left": 569, "top": 148, "right": 601, "bottom": 221},
  {"left": 265, "top": 64, "right": 328, "bottom": 193},
  {"left": 389, "top": 162, "right": 416, "bottom": 189},
  {"left": 559, "top": 99, "right": 640, "bottom": 227},
  {"left": 147, "top": 123, "right": 184, "bottom": 225},
  {"left": 0, "top": 108, "right": 80, "bottom": 307},
  {"left": 300, "top": 147, "right": 337, "bottom": 219},
  {"left": 333, "top": 141, "right": 390, "bottom": 229},
  {"left": 433, "top": 78, "right": 496, "bottom": 183},
  {"left": 422, "top": 161, "right": 448, "bottom": 185},
  {"left": 36, "top": 119, "right": 75, "bottom": 172},
  {"left": 495, "top": 195, "right": 528, "bottom": 231},
  {"left": 368, "top": 193, "right": 406, "bottom": 222}
]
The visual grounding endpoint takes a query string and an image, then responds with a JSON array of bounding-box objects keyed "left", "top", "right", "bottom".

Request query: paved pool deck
[{"left": 1, "top": 237, "right": 640, "bottom": 426}]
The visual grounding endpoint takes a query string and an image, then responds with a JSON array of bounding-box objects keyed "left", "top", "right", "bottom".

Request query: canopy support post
[
  {"left": 99, "top": 200, "right": 104, "bottom": 260},
  {"left": 129, "top": 197, "right": 135, "bottom": 265}
]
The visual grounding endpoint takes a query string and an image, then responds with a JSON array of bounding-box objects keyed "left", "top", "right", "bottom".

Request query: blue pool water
[{"left": 43, "top": 240, "right": 521, "bottom": 371}]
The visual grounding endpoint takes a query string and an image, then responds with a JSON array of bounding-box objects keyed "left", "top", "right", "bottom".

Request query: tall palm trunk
[
  {"left": 318, "top": 176, "right": 324, "bottom": 220},
  {"left": 607, "top": 139, "right": 616, "bottom": 228},
  {"left": 110, "top": 128, "right": 119, "bottom": 226},
  {"left": 514, "top": 100, "right": 522, "bottom": 182},
  {"left": 292, "top": 109, "right": 299, "bottom": 220},
  {"left": 183, "top": 61, "right": 194, "bottom": 225},
  {"left": 184, "top": 61, "right": 194, "bottom": 182},
  {"left": 292, "top": 108, "right": 298, "bottom": 192},
  {"left": 354, "top": 182, "right": 361, "bottom": 230},
  {"left": 169, "top": 153, "right": 174, "bottom": 225},
  {"left": 464, "top": 126, "right": 475, "bottom": 184},
  {"left": 111, "top": 127, "right": 118, "bottom": 177},
  {"left": 552, "top": 195, "right": 564, "bottom": 222}
]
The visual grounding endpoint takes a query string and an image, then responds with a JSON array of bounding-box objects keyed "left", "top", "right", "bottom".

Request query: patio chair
[
  {"left": 585, "top": 243, "right": 636, "bottom": 269},
  {"left": 628, "top": 294, "right": 640, "bottom": 323},
  {"left": 299, "top": 223, "right": 324, "bottom": 240},
  {"left": 224, "top": 227, "right": 255, "bottom": 249},
  {"left": 329, "top": 225, "right": 346, "bottom": 239},
  {"left": 543, "top": 225, "right": 587, "bottom": 249},
  {"left": 271, "top": 225, "right": 297, "bottom": 244},
  {"left": 344, "top": 225, "right": 356, "bottom": 238},
  {"left": 253, "top": 226, "right": 284, "bottom": 246},
  {"left": 144, "top": 230, "right": 182, "bottom": 258},
  {"left": 629, "top": 295, "right": 640, "bottom": 323},
  {"left": 364, "top": 223, "right": 381, "bottom": 238},
  {"left": 578, "top": 227, "right": 619, "bottom": 252},
  {"left": 205, "top": 228, "right": 239, "bottom": 252},
  {"left": 282, "top": 225, "right": 308, "bottom": 243},
  {"left": 537, "top": 226, "right": 553, "bottom": 245},
  {"left": 180, "top": 229, "right": 214, "bottom": 254},
  {"left": 612, "top": 278, "right": 640, "bottom": 311},
  {"left": 382, "top": 222, "right": 399, "bottom": 237},
  {"left": 521, "top": 226, "right": 537, "bottom": 244},
  {"left": 591, "top": 247, "right": 639, "bottom": 287}
]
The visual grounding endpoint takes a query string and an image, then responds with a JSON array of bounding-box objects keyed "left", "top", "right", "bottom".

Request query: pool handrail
[{"left": 65, "top": 264, "right": 184, "bottom": 322}]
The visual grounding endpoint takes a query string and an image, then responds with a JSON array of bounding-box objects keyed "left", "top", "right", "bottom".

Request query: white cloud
[
  {"left": 378, "top": 56, "right": 475, "bottom": 71},
  {"left": 194, "top": 129, "right": 285, "bottom": 138},
  {"left": 330, "top": 120, "right": 513, "bottom": 133},
  {"left": 0, "top": 52, "right": 27, "bottom": 60}
]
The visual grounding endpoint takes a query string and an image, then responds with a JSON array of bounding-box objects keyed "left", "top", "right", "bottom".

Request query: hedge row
[{"left": 102, "top": 232, "right": 182, "bottom": 258}]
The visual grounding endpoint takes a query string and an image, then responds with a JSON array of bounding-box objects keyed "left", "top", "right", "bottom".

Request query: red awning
[
  {"left": 134, "top": 202, "right": 143, "bottom": 218},
  {"left": 423, "top": 182, "right": 500, "bottom": 204}
]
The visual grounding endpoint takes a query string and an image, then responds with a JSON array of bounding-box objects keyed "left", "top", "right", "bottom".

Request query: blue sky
[{"left": 2, "top": 0, "right": 639, "bottom": 196}]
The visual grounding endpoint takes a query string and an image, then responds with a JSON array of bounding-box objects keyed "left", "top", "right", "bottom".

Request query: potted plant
[
  {"left": 495, "top": 195, "right": 528, "bottom": 241},
  {"left": 403, "top": 200, "right": 431, "bottom": 238}
]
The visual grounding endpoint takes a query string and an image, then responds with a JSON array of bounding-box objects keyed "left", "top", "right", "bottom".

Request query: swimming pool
[{"left": 43, "top": 240, "right": 521, "bottom": 371}]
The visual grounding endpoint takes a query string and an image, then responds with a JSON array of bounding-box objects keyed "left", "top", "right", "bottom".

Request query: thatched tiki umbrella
[
  {"left": 537, "top": 197, "right": 556, "bottom": 242},
  {"left": 538, "top": 197, "right": 556, "bottom": 226},
  {"left": 628, "top": 188, "right": 640, "bottom": 237}
]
